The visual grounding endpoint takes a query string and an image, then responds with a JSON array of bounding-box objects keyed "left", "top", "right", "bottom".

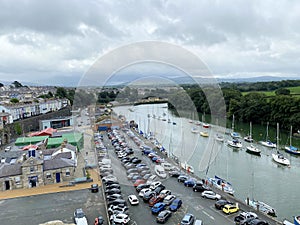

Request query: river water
[{"left": 113, "top": 103, "right": 300, "bottom": 221}]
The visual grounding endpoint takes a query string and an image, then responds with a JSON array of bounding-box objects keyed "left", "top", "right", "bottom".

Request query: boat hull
[
  {"left": 261, "top": 141, "right": 276, "bottom": 148},
  {"left": 285, "top": 146, "right": 300, "bottom": 155},
  {"left": 246, "top": 146, "right": 261, "bottom": 156},
  {"left": 272, "top": 153, "right": 290, "bottom": 166}
]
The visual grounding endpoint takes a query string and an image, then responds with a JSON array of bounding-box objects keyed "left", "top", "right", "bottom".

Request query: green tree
[
  {"left": 14, "top": 122, "right": 22, "bottom": 135},
  {"left": 10, "top": 98, "right": 19, "bottom": 103},
  {"left": 275, "top": 88, "right": 290, "bottom": 95},
  {"left": 55, "top": 87, "right": 68, "bottom": 98}
]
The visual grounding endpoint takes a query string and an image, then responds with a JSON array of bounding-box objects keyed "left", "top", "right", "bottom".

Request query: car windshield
[{"left": 76, "top": 211, "right": 85, "bottom": 218}]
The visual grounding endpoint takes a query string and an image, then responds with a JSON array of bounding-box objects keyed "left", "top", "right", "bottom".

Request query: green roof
[
  {"left": 15, "top": 136, "right": 48, "bottom": 146},
  {"left": 15, "top": 132, "right": 84, "bottom": 149}
]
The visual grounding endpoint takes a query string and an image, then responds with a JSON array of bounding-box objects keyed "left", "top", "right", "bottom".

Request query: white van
[{"left": 195, "top": 219, "right": 203, "bottom": 225}]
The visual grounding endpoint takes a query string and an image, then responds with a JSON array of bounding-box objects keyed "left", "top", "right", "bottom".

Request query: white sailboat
[
  {"left": 246, "top": 144, "right": 261, "bottom": 156},
  {"left": 230, "top": 114, "right": 241, "bottom": 139},
  {"left": 244, "top": 121, "right": 254, "bottom": 142},
  {"left": 260, "top": 122, "right": 276, "bottom": 148},
  {"left": 284, "top": 126, "right": 300, "bottom": 155},
  {"left": 272, "top": 123, "right": 290, "bottom": 166}
]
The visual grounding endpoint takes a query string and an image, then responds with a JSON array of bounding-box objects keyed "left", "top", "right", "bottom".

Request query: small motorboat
[
  {"left": 202, "top": 123, "right": 210, "bottom": 128},
  {"left": 200, "top": 131, "right": 209, "bottom": 137},
  {"left": 246, "top": 198, "right": 277, "bottom": 217},
  {"left": 191, "top": 127, "right": 199, "bottom": 133},
  {"left": 207, "top": 175, "right": 234, "bottom": 195},
  {"left": 215, "top": 134, "right": 224, "bottom": 142},
  {"left": 230, "top": 132, "right": 241, "bottom": 139}
]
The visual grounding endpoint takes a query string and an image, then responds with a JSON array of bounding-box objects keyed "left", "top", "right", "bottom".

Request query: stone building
[{"left": 0, "top": 142, "right": 77, "bottom": 191}]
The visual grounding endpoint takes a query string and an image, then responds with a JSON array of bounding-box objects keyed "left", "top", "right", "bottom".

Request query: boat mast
[
  {"left": 276, "top": 123, "right": 279, "bottom": 151},
  {"left": 290, "top": 125, "right": 293, "bottom": 146},
  {"left": 232, "top": 114, "right": 235, "bottom": 132},
  {"left": 250, "top": 121, "right": 252, "bottom": 139},
  {"left": 266, "top": 122, "right": 269, "bottom": 141}
]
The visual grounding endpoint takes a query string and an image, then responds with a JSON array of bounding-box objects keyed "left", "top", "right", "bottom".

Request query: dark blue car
[
  {"left": 169, "top": 198, "right": 182, "bottom": 212},
  {"left": 151, "top": 202, "right": 167, "bottom": 214},
  {"left": 184, "top": 179, "right": 196, "bottom": 187}
]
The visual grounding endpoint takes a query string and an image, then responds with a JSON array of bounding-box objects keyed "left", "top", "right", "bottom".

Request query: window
[
  {"left": 15, "top": 176, "right": 21, "bottom": 184},
  {"left": 30, "top": 166, "right": 34, "bottom": 173},
  {"left": 46, "top": 173, "right": 51, "bottom": 179},
  {"left": 66, "top": 169, "right": 70, "bottom": 177}
]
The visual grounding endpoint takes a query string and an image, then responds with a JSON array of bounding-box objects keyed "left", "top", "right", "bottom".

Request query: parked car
[
  {"left": 163, "top": 194, "right": 176, "bottom": 205},
  {"left": 107, "top": 199, "right": 127, "bottom": 207},
  {"left": 136, "top": 183, "right": 150, "bottom": 192},
  {"left": 243, "top": 218, "right": 269, "bottom": 225},
  {"left": 180, "top": 213, "right": 195, "bottom": 225},
  {"left": 153, "top": 185, "right": 165, "bottom": 195},
  {"left": 128, "top": 194, "right": 139, "bottom": 205},
  {"left": 108, "top": 205, "right": 128, "bottom": 215},
  {"left": 143, "top": 191, "right": 156, "bottom": 202},
  {"left": 133, "top": 179, "right": 146, "bottom": 187},
  {"left": 177, "top": 175, "right": 189, "bottom": 182},
  {"left": 158, "top": 189, "right": 171, "bottom": 199},
  {"left": 139, "top": 188, "right": 152, "bottom": 197},
  {"left": 149, "top": 195, "right": 164, "bottom": 207},
  {"left": 106, "top": 194, "right": 123, "bottom": 201},
  {"left": 169, "top": 198, "right": 182, "bottom": 212},
  {"left": 234, "top": 212, "right": 258, "bottom": 225},
  {"left": 90, "top": 184, "right": 99, "bottom": 193},
  {"left": 222, "top": 203, "right": 239, "bottom": 214},
  {"left": 106, "top": 184, "right": 121, "bottom": 190},
  {"left": 112, "top": 213, "right": 130, "bottom": 224},
  {"left": 156, "top": 210, "right": 172, "bottom": 223},
  {"left": 169, "top": 170, "right": 181, "bottom": 177},
  {"left": 215, "top": 199, "right": 233, "bottom": 210},
  {"left": 74, "top": 208, "right": 88, "bottom": 225},
  {"left": 201, "top": 190, "right": 221, "bottom": 200},
  {"left": 151, "top": 202, "right": 167, "bottom": 214},
  {"left": 184, "top": 179, "right": 197, "bottom": 187},
  {"left": 194, "top": 219, "right": 203, "bottom": 225},
  {"left": 150, "top": 181, "right": 162, "bottom": 190},
  {"left": 105, "top": 188, "right": 121, "bottom": 195},
  {"left": 193, "top": 183, "right": 210, "bottom": 192}
]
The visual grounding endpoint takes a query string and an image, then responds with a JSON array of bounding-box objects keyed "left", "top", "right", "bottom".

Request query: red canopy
[
  {"left": 29, "top": 127, "right": 57, "bottom": 137},
  {"left": 22, "top": 144, "right": 38, "bottom": 151}
]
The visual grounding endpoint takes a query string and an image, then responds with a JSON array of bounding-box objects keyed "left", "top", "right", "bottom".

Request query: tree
[
  {"left": 12, "top": 81, "right": 23, "bottom": 88},
  {"left": 14, "top": 122, "right": 22, "bottom": 135},
  {"left": 10, "top": 98, "right": 19, "bottom": 103},
  {"left": 0, "top": 83, "right": 3, "bottom": 87},
  {"left": 275, "top": 88, "right": 290, "bottom": 95},
  {"left": 55, "top": 87, "right": 68, "bottom": 98}
]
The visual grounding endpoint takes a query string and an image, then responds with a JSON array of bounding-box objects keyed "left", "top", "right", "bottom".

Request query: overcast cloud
[{"left": 0, "top": 0, "right": 299, "bottom": 85}]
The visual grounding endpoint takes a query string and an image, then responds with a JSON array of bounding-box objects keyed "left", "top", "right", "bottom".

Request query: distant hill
[{"left": 217, "top": 76, "right": 300, "bottom": 83}]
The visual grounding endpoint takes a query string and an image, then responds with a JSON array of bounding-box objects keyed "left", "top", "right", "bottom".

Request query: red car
[
  {"left": 148, "top": 195, "right": 163, "bottom": 207},
  {"left": 133, "top": 179, "right": 146, "bottom": 187}
]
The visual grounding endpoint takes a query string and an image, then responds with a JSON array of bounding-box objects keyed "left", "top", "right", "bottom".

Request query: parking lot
[{"left": 101, "top": 129, "right": 243, "bottom": 225}]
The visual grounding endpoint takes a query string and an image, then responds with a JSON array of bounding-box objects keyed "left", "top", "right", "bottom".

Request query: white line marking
[{"left": 202, "top": 210, "right": 215, "bottom": 220}]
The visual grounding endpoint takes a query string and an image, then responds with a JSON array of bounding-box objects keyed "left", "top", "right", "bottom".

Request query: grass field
[{"left": 242, "top": 86, "right": 300, "bottom": 97}]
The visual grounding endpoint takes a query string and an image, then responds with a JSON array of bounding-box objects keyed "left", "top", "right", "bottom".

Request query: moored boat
[
  {"left": 246, "top": 144, "right": 261, "bottom": 156},
  {"left": 294, "top": 216, "right": 300, "bottom": 225},
  {"left": 231, "top": 132, "right": 241, "bottom": 139},
  {"left": 200, "top": 131, "right": 209, "bottom": 137},
  {"left": 191, "top": 127, "right": 199, "bottom": 133},
  {"left": 215, "top": 134, "right": 224, "bottom": 142},
  {"left": 285, "top": 126, "right": 300, "bottom": 155},
  {"left": 207, "top": 175, "right": 234, "bottom": 195},
  {"left": 180, "top": 162, "right": 194, "bottom": 174},
  {"left": 244, "top": 122, "right": 254, "bottom": 142},
  {"left": 227, "top": 139, "right": 242, "bottom": 148},
  {"left": 260, "top": 122, "right": 276, "bottom": 148},
  {"left": 272, "top": 151, "right": 290, "bottom": 166},
  {"left": 246, "top": 198, "right": 277, "bottom": 217},
  {"left": 202, "top": 123, "right": 210, "bottom": 128}
]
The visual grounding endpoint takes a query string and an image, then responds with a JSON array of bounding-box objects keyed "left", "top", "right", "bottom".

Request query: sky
[{"left": 0, "top": 0, "right": 300, "bottom": 86}]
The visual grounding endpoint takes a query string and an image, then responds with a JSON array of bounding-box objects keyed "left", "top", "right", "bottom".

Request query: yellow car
[{"left": 222, "top": 203, "right": 239, "bottom": 214}]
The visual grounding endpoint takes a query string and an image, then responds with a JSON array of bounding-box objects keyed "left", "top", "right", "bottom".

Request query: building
[
  {"left": 39, "top": 116, "right": 74, "bottom": 130},
  {"left": 0, "top": 142, "right": 77, "bottom": 191}
]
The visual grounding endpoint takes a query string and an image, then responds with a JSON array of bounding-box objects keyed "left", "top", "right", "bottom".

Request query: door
[
  {"left": 56, "top": 172, "right": 61, "bottom": 183},
  {"left": 5, "top": 181, "right": 10, "bottom": 190}
]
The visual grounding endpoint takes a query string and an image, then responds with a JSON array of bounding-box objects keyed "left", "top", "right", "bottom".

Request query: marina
[{"left": 113, "top": 103, "right": 300, "bottom": 222}]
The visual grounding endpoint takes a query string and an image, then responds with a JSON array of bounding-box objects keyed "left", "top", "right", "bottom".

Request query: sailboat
[
  {"left": 244, "top": 122, "right": 254, "bottom": 142},
  {"left": 246, "top": 172, "right": 277, "bottom": 217},
  {"left": 230, "top": 114, "right": 240, "bottom": 138},
  {"left": 284, "top": 126, "right": 300, "bottom": 155},
  {"left": 246, "top": 144, "right": 261, "bottom": 156},
  {"left": 260, "top": 122, "right": 276, "bottom": 148},
  {"left": 272, "top": 123, "right": 290, "bottom": 166}
]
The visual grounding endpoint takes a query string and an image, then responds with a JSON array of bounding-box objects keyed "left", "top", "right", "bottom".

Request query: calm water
[{"left": 114, "top": 103, "right": 300, "bottom": 221}]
